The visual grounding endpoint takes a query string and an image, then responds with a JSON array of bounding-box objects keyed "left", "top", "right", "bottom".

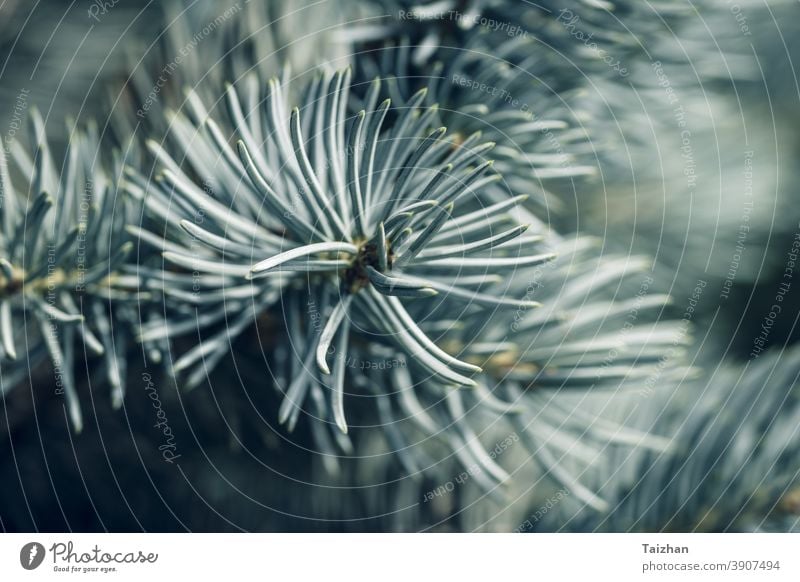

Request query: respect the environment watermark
[{"left": 136, "top": 3, "right": 244, "bottom": 118}]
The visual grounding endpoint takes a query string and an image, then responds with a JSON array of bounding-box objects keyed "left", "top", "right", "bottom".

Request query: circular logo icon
[{"left": 20, "top": 542, "right": 46, "bottom": 570}]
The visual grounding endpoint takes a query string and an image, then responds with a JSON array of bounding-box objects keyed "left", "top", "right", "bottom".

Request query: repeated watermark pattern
[
  {"left": 87, "top": 0, "right": 121, "bottom": 22},
  {"left": 451, "top": 73, "right": 531, "bottom": 112},
  {"left": 640, "top": 279, "right": 706, "bottom": 397},
  {"left": 749, "top": 225, "right": 800, "bottom": 359},
  {"left": 556, "top": 9, "right": 629, "bottom": 77},
  {"left": 142, "top": 372, "right": 181, "bottom": 463},
  {"left": 720, "top": 150, "right": 755, "bottom": 300},
  {"left": 136, "top": 3, "right": 244, "bottom": 118},
  {"left": 725, "top": 0, "right": 752, "bottom": 36},
  {"left": 422, "top": 432, "right": 519, "bottom": 502},
  {"left": 598, "top": 274, "right": 654, "bottom": 377},
  {"left": 514, "top": 488, "right": 570, "bottom": 531},
  {"left": 2, "top": 88, "right": 29, "bottom": 159},
  {"left": 398, "top": 9, "right": 528, "bottom": 39},
  {"left": 652, "top": 61, "right": 696, "bottom": 191}
]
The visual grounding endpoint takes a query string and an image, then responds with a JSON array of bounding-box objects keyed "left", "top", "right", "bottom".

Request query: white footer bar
[{"left": 1, "top": 533, "right": 797, "bottom": 581}]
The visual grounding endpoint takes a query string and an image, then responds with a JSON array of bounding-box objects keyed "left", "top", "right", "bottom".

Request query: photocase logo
[{"left": 20, "top": 542, "right": 46, "bottom": 570}]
